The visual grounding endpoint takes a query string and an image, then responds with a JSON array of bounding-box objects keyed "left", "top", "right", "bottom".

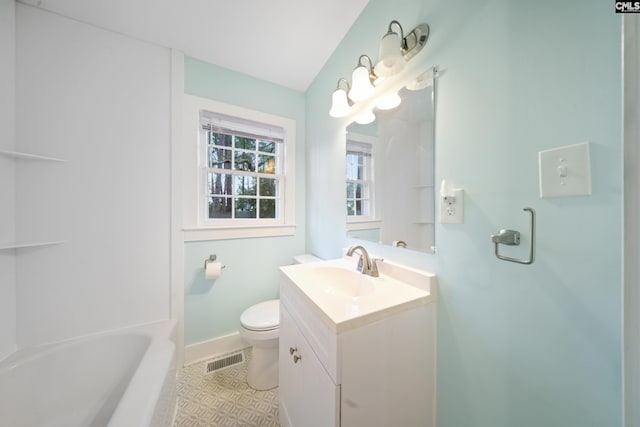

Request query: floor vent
[{"left": 204, "top": 351, "right": 245, "bottom": 375}]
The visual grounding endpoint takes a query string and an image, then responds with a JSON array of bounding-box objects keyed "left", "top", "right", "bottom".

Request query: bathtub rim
[{"left": 0, "top": 318, "right": 177, "bottom": 368}]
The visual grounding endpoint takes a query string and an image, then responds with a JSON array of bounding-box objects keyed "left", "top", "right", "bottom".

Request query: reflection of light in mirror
[
  {"left": 376, "top": 92, "right": 401, "bottom": 110},
  {"left": 355, "top": 110, "right": 375, "bottom": 125},
  {"left": 406, "top": 69, "right": 434, "bottom": 91}
]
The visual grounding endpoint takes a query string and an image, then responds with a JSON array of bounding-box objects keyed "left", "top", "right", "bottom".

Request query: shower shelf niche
[
  {"left": 1, "top": 149, "right": 67, "bottom": 251},
  {"left": 0, "top": 149, "right": 66, "bottom": 162},
  {"left": 0, "top": 241, "right": 65, "bottom": 251}
]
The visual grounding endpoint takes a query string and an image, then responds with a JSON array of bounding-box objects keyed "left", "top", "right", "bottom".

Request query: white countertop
[{"left": 279, "top": 258, "right": 437, "bottom": 333}]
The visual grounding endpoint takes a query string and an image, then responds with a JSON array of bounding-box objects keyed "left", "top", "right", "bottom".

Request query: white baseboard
[{"left": 184, "top": 332, "right": 248, "bottom": 366}]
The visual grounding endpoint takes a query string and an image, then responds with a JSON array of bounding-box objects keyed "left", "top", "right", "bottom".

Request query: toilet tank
[{"left": 292, "top": 254, "right": 322, "bottom": 264}]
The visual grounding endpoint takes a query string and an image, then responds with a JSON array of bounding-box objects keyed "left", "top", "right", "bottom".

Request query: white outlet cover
[
  {"left": 538, "top": 142, "right": 592, "bottom": 198},
  {"left": 439, "top": 188, "right": 464, "bottom": 224}
]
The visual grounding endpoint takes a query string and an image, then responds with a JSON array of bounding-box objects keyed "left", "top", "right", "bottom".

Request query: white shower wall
[
  {"left": 14, "top": 4, "right": 172, "bottom": 347},
  {"left": 0, "top": 0, "right": 17, "bottom": 360}
]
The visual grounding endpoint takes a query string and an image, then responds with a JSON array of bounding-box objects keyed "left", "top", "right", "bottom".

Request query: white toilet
[
  {"left": 239, "top": 254, "right": 321, "bottom": 390},
  {"left": 239, "top": 299, "right": 280, "bottom": 390}
]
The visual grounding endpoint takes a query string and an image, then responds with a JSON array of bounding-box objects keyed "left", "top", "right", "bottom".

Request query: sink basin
[{"left": 312, "top": 266, "right": 376, "bottom": 298}]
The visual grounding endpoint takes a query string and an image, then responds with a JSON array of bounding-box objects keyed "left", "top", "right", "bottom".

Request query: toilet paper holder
[{"left": 204, "top": 255, "right": 227, "bottom": 269}]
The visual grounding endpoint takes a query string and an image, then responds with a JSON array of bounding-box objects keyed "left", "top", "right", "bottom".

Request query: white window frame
[{"left": 182, "top": 95, "right": 296, "bottom": 241}]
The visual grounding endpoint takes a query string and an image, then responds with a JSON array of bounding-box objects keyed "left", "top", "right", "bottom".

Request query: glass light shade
[
  {"left": 329, "top": 88, "right": 351, "bottom": 117},
  {"left": 374, "top": 32, "right": 406, "bottom": 77},
  {"left": 355, "top": 110, "right": 375, "bottom": 125},
  {"left": 376, "top": 92, "right": 401, "bottom": 110},
  {"left": 373, "top": 75, "right": 386, "bottom": 87},
  {"left": 348, "top": 66, "right": 375, "bottom": 102}
]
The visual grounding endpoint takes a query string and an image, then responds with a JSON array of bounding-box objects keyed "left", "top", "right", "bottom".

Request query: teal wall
[
  {"left": 184, "top": 57, "right": 306, "bottom": 345},
  {"left": 306, "top": 0, "right": 622, "bottom": 426}
]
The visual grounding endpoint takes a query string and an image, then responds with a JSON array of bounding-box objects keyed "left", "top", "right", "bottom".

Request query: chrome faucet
[{"left": 346, "top": 245, "right": 381, "bottom": 277}]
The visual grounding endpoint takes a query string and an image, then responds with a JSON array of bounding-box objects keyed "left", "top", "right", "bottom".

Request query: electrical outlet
[{"left": 440, "top": 189, "right": 464, "bottom": 224}]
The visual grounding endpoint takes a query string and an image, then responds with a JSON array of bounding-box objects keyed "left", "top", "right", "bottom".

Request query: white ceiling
[{"left": 18, "top": 0, "right": 369, "bottom": 92}]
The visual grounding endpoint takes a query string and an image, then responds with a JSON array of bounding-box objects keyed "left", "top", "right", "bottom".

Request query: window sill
[
  {"left": 346, "top": 219, "right": 382, "bottom": 231},
  {"left": 183, "top": 224, "right": 296, "bottom": 241}
]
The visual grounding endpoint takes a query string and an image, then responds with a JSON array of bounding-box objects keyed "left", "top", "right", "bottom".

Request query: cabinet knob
[
  {"left": 293, "top": 354, "right": 302, "bottom": 364},
  {"left": 289, "top": 346, "right": 297, "bottom": 355}
]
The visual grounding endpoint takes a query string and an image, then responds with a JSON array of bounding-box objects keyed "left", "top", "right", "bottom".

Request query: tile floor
[{"left": 173, "top": 349, "right": 280, "bottom": 427}]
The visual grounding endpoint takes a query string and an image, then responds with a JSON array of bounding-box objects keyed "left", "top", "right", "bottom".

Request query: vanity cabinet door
[{"left": 279, "top": 304, "right": 340, "bottom": 427}]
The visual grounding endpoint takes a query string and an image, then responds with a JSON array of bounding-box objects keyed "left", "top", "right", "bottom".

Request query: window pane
[
  {"left": 258, "top": 154, "right": 276, "bottom": 174},
  {"left": 211, "top": 132, "right": 232, "bottom": 147},
  {"left": 346, "top": 154, "right": 356, "bottom": 179},
  {"left": 258, "top": 140, "right": 275, "bottom": 153},
  {"left": 234, "top": 151, "right": 256, "bottom": 171},
  {"left": 210, "top": 173, "right": 233, "bottom": 196},
  {"left": 355, "top": 200, "right": 362, "bottom": 216},
  {"left": 235, "top": 175, "right": 257, "bottom": 196},
  {"left": 361, "top": 199, "right": 370, "bottom": 216},
  {"left": 260, "top": 199, "right": 276, "bottom": 218},
  {"left": 260, "top": 178, "right": 277, "bottom": 197},
  {"left": 346, "top": 183, "right": 354, "bottom": 198},
  {"left": 209, "top": 147, "right": 232, "bottom": 169},
  {"left": 235, "top": 136, "right": 256, "bottom": 150},
  {"left": 347, "top": 200, "right": 355, "bottom": 216},
  {"left": 355, "top": 184, "right": 362, "bottom": 198},
  {"left": 235, "top": 198, "right": 256, "bottom": 218},
  {"left": 209, "top": 197, "right": 232, "bottom": 218}
]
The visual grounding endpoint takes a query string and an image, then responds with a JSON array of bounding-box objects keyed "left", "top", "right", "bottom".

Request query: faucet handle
[
  {"left": 370, "top": 257, "right": 383, "bottom": 277},
  {"left": 355, "top": 254, "right": 365, "bottom": 273}
]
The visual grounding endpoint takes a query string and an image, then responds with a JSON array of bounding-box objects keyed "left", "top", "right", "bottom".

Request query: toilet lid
[{"left": 240, "top": 299, "right": 280, "bottom": 331}]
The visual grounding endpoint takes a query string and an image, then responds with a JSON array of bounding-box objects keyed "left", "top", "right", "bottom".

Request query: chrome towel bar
[{"left": 490, "top": 207, "right": 535, "bottom": 265}]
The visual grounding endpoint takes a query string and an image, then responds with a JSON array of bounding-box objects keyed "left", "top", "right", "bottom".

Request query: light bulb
[
  {"left": 355, "top": 110, "right": 375, "bottom": 125},
  {"left": 374, "top": 32, "right": 406, "bottom": 77},
  {"left": 329, "top": 88, "right": 351, "bottom": 118},
  {"left": 349, "top": 66, "right": 375, "bottom": 102},
  {"left": 376, "top": 92, "right": 401, "bottom": 110}
]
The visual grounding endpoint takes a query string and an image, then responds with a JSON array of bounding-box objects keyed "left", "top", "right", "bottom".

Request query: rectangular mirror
[{"left": 346, "top": 68, "right": 435, "bottom": 253}]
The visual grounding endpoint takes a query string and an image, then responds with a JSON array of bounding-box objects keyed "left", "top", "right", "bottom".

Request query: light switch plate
[{"left": 538, "top": 142, "right": 591, "bottom": 198}]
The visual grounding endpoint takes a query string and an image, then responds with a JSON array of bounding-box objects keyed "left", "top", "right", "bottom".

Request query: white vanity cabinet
[
  {"left": 279, "top": 304, "right": 340, "bottom": 427},
  {"left": 279, "top": 258, "right": 437, "bottom": 427}
]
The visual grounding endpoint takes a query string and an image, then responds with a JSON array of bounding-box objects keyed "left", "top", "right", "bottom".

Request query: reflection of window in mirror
[{"left": 346, "top": 137, "right": 374, "bottom": 220}]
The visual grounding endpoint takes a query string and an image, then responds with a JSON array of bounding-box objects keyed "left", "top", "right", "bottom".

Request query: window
[
  {"left": 183, "top": 95, "right": 296, "bottom": 240},
  {"left": 201, "top": 111, "right": 283, "bottom": 222},
  {"left": 346, "top": 140, "right": 373, "bottom": 219}
]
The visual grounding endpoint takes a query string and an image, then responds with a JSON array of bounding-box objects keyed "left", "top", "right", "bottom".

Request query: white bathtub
[{"left": 0, "top": 320, "right": 177, "bottom": 427}]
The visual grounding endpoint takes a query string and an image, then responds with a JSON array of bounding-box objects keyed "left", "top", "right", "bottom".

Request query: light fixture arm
[
  {"left": 356, "top": 54, "right": 377, "bottom": 81},
  {"left": 336, "top": 77, "right": 350, "bottom": 92},
  {"left": 386, "top": 20, "right": 405, "bottom": 48}
]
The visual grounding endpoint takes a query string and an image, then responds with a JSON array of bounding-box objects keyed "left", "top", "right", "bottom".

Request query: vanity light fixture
[
  {"left": 329, "top": 78, "right": 352, "bottom": 118},
  {"left": 349, "top": 55, "right": 377, "bottom": 102},
  {"left": 328, "top": 20, "right": 429, "bottom": 119},
  {"left": 355, "top": 110, "right": 376, "bottom": 125},
  {"left": 376, "top": 92, "right": 402, "bottom": 110},
  {"left": 374, "top": 21, "right": 430, "bottom": 78}
]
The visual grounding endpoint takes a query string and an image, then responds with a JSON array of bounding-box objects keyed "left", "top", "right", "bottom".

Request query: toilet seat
[{"left": 240, "top": 299, "right": 280, "bottom": 332}]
